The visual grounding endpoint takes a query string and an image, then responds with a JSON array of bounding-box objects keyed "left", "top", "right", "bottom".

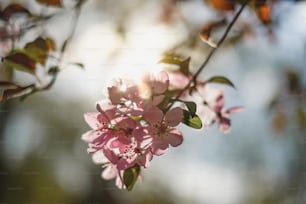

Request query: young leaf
[
  {"left": 45, "top": 37, "right": 56, "bottom": 51},
  {"left": 208, "top": 0, "right": 236, "bottom": 11},
  {"left": 0, "top": 4, "right": 31, "bottom": 21},
  {"left": 123, "top": 164, "right": 140, "bottom": 191},
  {"left": 179, "top": 100, "right": 197, "bottom": 117},
  {"left": 159, "top": 56, "right": 182, "bottom": 66},
  {"left": 179, "top": 57, "right": 191, "bottom": 76},
  {"left": 256, "top": 4, "right": 271, "bottom": 24},
  {"left": 0, "top": 84, "right": 35, "bottom": 102},
  {"left": 36, "top": 0, "right": 62, "bottom": 7},
  {"left": 48, "top": 66, "right": 59, "bottom": 75},
  {"left": 0, "top": 81, "right": 20, "bottom": 89},
  {"left": 4, "top": 51, "right": 36, "bottom": 74},
  {"left": 182, "top": 110, "right": 202, "bottom": 129},
  {"left": 200, "top": 19, "right": 226, "bottom": 48},
  {"left": 3, "top": 65, "right": 14, "bottom": 80},
  {"left": 206, "top": 76, "right": 236, "bottom": 89},
  {"left": 25, "top": 37, "right": 49, "bottom": 65},
  {"left": 159, "top": 55, "right": 191, "bottom": 76}
]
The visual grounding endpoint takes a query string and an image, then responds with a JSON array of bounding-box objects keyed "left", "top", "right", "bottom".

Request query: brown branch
[{"left": 167, "top": 0, "right": 249, "bottom": 110}]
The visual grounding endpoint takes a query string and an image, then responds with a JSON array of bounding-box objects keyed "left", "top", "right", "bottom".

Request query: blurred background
[{"left": 1, "top": 0, "right": 306, "bottom": 203}]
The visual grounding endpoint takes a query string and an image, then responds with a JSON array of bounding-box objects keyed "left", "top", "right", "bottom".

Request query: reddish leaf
[
  {"left": 26, "top": 37, "right": 49, "bottom": 51},
  {"left": 272, "top": 110, "right": 287, "bottom": 133},
  {"left": 45, "top": 37, "right": 56, "bottom": 51},
  {"left": 4, "top": 51, "right": 36, "bottom": 74},
  {"left": 36, "top": 0, "right": 62, "bottom": 7},
  {"left": 0, "top": 4, "right": 31, "bottom": 21},
  {"left": 0, "top": 81, "right": 20, "bottom": 89},
  {"left": 208, "top": 0, "right": 236, "bottom": 11},
  {"left": 200, "top": 19, "right": 226, "bottom": 48},
  {"left": 256, "top": 4, "right": 271, "bottom": 24},
  {"left": 25, "top": 37, "right": 49, "bottom": 65},
  {"left": 0, "top": 84, "right": 35, "bottom": 102}
]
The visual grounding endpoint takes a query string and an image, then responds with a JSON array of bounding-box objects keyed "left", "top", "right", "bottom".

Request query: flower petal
[
  {"left": 84, "top": 112, "right": 100, "bottom": 129},
  {"left": 143, "top": 106, "right": 163, "bottom": 125},
  {"left": 92, "top": 150, "right": 108, "bottom": 164},
  {"left": 226, "top": 106, "right": 244, "bottom": 114},
  {"left": 137, "top": 152, "right": 153, "bottom": 168},
  {"left": 102, "top": 164, "right": 117, "bottom": 180},
  {"left": 165, "top": 107, "right": 183, "bottom": 127},
  {"left": 167, "top": 129, "right": 183, "bottom": 147},
  {"left": 81, "top": 130, "right": 100, "bottom": 143},
  {"left": 151, "top": 141, "right": 168, "bottom": 156},
  {"left": 218, "top": 116, "right": 231, "bottom": 133}
]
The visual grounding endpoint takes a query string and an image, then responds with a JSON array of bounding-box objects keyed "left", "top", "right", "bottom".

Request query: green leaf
[
  {"left": 3, "top": 64, "right": 14, "bottom": 80},
  {"left": 182, "top": 110, "right": 202, "bottom": 129},
  {"left": 48, "top": 66, "right": 59, "bottom": 75},
  {"left": 4, "top": 51, "right": 36, "bottom": 74},
  {"left": 123, "top": 164, "right": 140, "bottom": 191},
  {"left": 207, "top": 76, "right": 236, "bottom": 89},
  {"left": 159, "top": 56, "right": 182, "bottom": 66},
  {"left": 179, "top": 57, "right": 191, "bottom": 76},
  {"left": 159, "top": 56, "right": 191, "bottom": 76},
  {"left": 296, "top": 106, "right": 306, "bottom": 131},
  {"left": 179, "top": 100, "right": 197, "bottom": 117}
]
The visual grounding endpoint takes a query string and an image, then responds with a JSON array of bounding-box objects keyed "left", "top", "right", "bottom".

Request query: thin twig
[
  {"left": 167, "top": 0, "right": 249, "bottom": 110},
  {"left": 19, "top": 0, "right": 86, "bottom": 100}
]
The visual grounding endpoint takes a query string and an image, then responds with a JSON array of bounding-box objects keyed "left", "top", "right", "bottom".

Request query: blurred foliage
[{"left": 0, "top": 0, "right": 306, "bottom": 203}]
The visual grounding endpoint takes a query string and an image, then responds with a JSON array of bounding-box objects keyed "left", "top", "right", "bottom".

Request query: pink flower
[
  {"left": 147, "top": 71, "right": 169, "bottom": 95},
  {"left": 82, "top": 112, "right": 113, "bottom": 152},
  {"left": 107, "top": 117, "right": 153, "bottom": 170},
  {"left": 91, "top": 150, "right": 125, "bottom": 189},
  {"left": 167, "top": 71, "right": 191, "bottom": 90},
  {"left": 143, "top": 106, "right": 183, "bottom": 155},
  {"left": 196, "top": 85, "right": 243, "bottom": 133}
]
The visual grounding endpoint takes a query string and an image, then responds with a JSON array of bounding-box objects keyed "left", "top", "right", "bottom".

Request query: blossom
[
  {"left": 195, "top": 84, "right": 243, "bottom": 133},
  {"left": 143, "top": 106, "right": 183, "bottom": 155}
]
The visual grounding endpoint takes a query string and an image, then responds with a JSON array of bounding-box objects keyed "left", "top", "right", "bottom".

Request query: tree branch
[{"left": 167, "top": 0, "right": 249, "bottom": 110}]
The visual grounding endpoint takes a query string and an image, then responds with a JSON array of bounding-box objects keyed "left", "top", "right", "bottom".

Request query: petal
[
  {"left": 226, "top": 106, "right": 244, "bottom": 114},
  {"left": 84, "top": 112, "right": 100, "bottom": 129},
  {"left": 151, "top": 141, "right": 168, "bottom": 156},
  {"left": 213, "top": 92, "right": 224, "bottom": 112},
  {"left": 102, "top": 165, "right": 117, "bottom": 180},
  {"left": 103, "top": 148, "right": 119, "bottom": 164},
  {"left": 81, "top": 130, "right": 100, "bottom": 143},
  {"left": 167, "top": 129, "right": 183, "bottom": 147},
  {"left": 165, "top": 107, "right": 183, "bottom": 127},
  {"left": 199, "top": 106, "right": 216, "bottom": 127},
  {"left": 117, "top": 158, "right": 135, "bottom": 170},
  {"left": 116, "top": 172, "right": 124, "bottom": 189},
  {"left": 152, "top": 95, "right": 164, "bottom": 106},
  {"left": 116, "top": 117, "right": 136, "bottom": 129},
  {"left": 218, "top": 116, "right": 231, "bottom": 133},
  {"left": 151, "top": 71, "right": 169, "bottom": 94},
  {"left": 108, "top": 86, "right": 122, "bottom": 105},
  {"left": 92, "top": 150, "right": 108, "bottom": 164},
  {"left": 143, "top": 106, "right": 163, "bottom": 125},
  {"left": 168, "top": 71, "right": 190, "bottom": 90},
  {"left": 137, "top": 152, "right": 153, "bottom": 168}
]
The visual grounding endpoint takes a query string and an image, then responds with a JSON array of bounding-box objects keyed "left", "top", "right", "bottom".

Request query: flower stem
[{"left": 167, "top": 0, "right": 249, "bottom": 110}]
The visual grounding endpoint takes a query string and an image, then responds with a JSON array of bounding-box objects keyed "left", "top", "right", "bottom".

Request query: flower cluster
[
  {"left": 82, "top": 68, "right": 243, "bottom": 190},
  {"left": 82, "top": 71, "right": 184, "bottom": 190}
]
